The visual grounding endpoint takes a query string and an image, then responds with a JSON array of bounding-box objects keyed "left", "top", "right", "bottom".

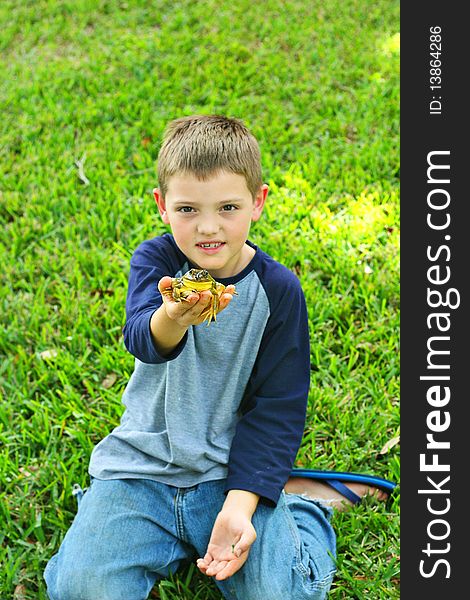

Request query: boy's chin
[
  {"left": 189, "top": 247, "right": 228, "bottom": 266},
  {"left": 191, "top": 257, "right": 236, "bottom": 279},
  {"left": 193, "top": 259, "right": 228, "bottom": 275}
]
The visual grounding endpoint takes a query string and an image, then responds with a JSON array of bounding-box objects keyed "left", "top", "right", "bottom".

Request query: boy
[{"left": 44, "top": 115, "right": 385, "bottom": 600}]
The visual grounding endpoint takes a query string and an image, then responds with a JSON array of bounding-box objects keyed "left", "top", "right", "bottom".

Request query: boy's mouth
[
  {"left": 196, "top": 241, "right": 226, "bottom": 253},
  {"left": 196, "top": 242, "right": 225, "bottom": 249}
]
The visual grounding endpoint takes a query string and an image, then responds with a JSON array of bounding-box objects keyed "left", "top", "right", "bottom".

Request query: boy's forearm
[
  {"left": 150, "top": 304, "right": 188, "bottom": 356},
  {"left": 222, "top": 489, "right": 260, "bottom": 518}
]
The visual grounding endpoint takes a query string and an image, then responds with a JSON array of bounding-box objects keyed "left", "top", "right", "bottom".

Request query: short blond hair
[{"left": 157, "top": 115, "right": 262, "bottom": 198}]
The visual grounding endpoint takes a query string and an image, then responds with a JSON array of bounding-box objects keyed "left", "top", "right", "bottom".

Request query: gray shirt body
[{"left": 89, "top": 263, "right": 269, "bottom": 487}]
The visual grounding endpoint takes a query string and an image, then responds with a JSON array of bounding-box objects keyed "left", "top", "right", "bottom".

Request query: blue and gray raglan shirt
[{"left": 89, "top": 233, "right": 310, "bottom": 506}]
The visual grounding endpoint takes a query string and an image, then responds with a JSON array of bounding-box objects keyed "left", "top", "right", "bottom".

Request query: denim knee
[
  {"left": 292, "top": 558, "right": 336, "bottom": 600},
  {"left": 225, "top": 493, "right": 336, "bottom": 600},
  {"left": 220, "top": 564, "right": 335, "bottom": 600},
  {"left": 44, "top": 553, "right": 153, "bottom": 600},
  {"left": 288, "top": 503, "right": 337, "bottom": 599}
]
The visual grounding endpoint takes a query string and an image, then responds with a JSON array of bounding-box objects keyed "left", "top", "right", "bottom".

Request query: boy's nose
[{"left": 197, "top": 218, "right": 220, "bottom": 236}]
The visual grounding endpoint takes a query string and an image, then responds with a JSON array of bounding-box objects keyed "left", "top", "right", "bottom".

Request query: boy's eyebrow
[{"left": 171, "top": 197, "right": 246, "bottom": 205}]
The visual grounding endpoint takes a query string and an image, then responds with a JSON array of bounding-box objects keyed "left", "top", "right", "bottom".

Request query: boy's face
[{"left": 154, "top": 171, "right": 267, "bottom": 279}]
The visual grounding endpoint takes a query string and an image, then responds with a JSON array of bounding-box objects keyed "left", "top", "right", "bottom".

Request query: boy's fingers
[
  {"left": 219, "top": 285, "right": 236, "bottom": 310},
  {"left": 196, "top": 559, "right": 209, "bottom": 574},
  {"left": 233, "top": 531, "right": 256, "bottom": 557},
  {"left": 157, "top": 276, "right": 173, "bottom": 293},
  {"left": 214, "top": 558, "right": 245, "bottom": 581},
  {"left": 204, "top": 558, "right": 220, "bottom": 575},
  {"left": 206, "top": 560, "right": 228, "bottom": 577},
  {"left": 197, "top": 290, "right": 212, "bottom": 305},
  {"left": 218, "top": 293, "right": 233, "bottom": 310},
  {"left": 193, "top": 292, "right": 213, "bottom": 318},
  {"left": 206, "top": 560, "right": 229, "bottom": 577},
  {"left": 165, "top": 295, "right": 199, "bottom": 322}
]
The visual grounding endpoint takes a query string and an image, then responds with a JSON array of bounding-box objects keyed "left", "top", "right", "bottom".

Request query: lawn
[{"left": 0, "top": 0, "right": 400, "bottom": 598}]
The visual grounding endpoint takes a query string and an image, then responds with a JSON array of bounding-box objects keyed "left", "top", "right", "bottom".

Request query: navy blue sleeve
[
  {"left": 122, "top": 234, "right": 188, "bottom": 364},
  {"left": 224, "top": 263, "right": 310, "bottom": 507}
]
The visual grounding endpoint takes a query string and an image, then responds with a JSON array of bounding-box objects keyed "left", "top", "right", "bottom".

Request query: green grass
[{"left": 0, "top": 0, "right": 399, "bottom": 597}]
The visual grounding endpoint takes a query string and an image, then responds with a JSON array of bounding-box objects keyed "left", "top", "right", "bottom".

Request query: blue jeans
[{"left": 44, "top": 478, "right": 336, "bottom": 600}]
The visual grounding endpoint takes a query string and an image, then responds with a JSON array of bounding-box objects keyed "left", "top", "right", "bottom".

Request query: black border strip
[{"left": 401, "top": 4, "right": 466, "bottom": 597}]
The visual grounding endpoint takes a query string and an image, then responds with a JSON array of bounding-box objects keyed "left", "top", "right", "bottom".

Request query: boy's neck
[{"left": 236, "top": 243, "right": 256, "bottom": 273}]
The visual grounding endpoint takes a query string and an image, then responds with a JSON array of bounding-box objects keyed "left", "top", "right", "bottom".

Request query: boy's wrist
[
  {"left": 150, "top": 304, "right": 188, "bottom": 355},
  {"left": 222, "top": 489, "right": 260, "bottom": 518}
]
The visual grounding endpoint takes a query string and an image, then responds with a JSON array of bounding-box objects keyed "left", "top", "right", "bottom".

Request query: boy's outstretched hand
[
  {"left": 196, "top": 508, "right": 257, "bottom": 581},
  {"left": 157, "top": 276, "right": 235, "bottom": 328},
  {"left": 151, "top": 275, "right": 235, "bottom": 357},
  {"left": 197, "top": 490, "right": 259, "bottom": 581}
]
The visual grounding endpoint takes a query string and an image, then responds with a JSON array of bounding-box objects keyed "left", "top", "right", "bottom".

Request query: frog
[{"left": 161, "top": 268, "right": 236, "bottom": 325}]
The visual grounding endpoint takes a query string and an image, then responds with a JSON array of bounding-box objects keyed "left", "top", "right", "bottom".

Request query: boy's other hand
[
  {"left": 158, "top": 276, "right": 235, "bottom": 328},
  {"left": 196, "top": 508, "right": 257, "bottom": 580}
]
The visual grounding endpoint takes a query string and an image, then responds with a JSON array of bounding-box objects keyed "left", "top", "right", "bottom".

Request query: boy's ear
[
  {"left": 251, "top": 184, "right": 268, "bottom": 222},
  {"left": 153, "top": 188, "right": 170, "bottom": 224}
]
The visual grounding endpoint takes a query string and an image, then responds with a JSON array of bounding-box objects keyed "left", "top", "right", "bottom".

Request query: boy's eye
[
  {"left": 177, "top": 206, "right": 195, "bottom": 213},
  {"left": 221, "top": 204, "right": 237, "bottom": 211}
]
